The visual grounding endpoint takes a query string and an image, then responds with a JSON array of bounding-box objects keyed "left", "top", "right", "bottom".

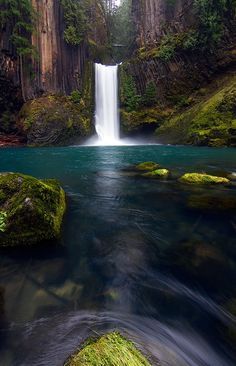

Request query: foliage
[
  {"left": 120, "top": 68, "right": 141, "bottom": 112},
  {"left": 0, "top": 0, "right": 36, "bottom": 56},
  {"left": 109, "top": 0, "right": 135, "bottom": 61},
  {"left": 69, "top": 90, "right": 81, "bottom": 104},
  {"left": 158, "top": 34, "right": 177, "bottom": 61},
  {"left": 61, "top": 0, "right": 87, "bottom": 46},
  {"left": 142, "top": 81, "right": 157, "bottom": 106},
  {"left": 193, "top": 0, "right": 227, "bottom": 49},
  {"left": 138, "top": 0, "right": 236, "bottom": 62},
  {"left": 0, "top": 211, "right": 7, "bottom": 232}
]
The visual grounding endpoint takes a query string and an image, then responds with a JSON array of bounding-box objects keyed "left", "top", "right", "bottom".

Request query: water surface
[{"left": 0, "top": 145, "right": 235, "bottom": 366}]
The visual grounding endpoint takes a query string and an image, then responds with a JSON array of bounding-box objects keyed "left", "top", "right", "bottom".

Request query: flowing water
[
  {"left": 95, "top": 64, "right": 120, "bottom": 144},
  {"left": 0, "top": 145, "right": 235, "bottom": 365}
]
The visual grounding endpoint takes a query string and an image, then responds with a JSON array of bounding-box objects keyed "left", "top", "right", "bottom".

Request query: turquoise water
[{"left": 0, "top": 145, "right": 235, "bottom": 365}]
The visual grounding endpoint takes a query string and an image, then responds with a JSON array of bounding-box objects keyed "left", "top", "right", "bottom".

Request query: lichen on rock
[
  {"left": 64, "top": 332, "right": 152, "bottom": 366},
  {"left": 0, "top": 172, "right": 66, "bottom": 246},
  {"left": 179, "top": 173, "right": 229, "bottom": 185}
]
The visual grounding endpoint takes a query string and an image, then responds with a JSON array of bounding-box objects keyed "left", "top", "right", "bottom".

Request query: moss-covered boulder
[
  {"left": 0, "top": 173, "right": 66, "bottom": 246},
  {"left": 18, "top": 95, "right": 93, "bottom": 146},
  {"left": 64, "top": 332, "right": 152, "bottom": 366},
  {"left": 142, "top": 169, "right": 169, "bottom": 178},
  {"left": 135, "top": 162, "right": 160, "bottom": 171},
  {"left": 179, "top": 173, "right": 229, "bottom": 185},
  {"left": 156, "top": 76, "right": 236, "bottom": 147}
]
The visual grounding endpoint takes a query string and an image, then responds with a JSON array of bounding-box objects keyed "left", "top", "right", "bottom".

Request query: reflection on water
[{"left": 0, "top": 145, "right": 235, "bottom": 365}]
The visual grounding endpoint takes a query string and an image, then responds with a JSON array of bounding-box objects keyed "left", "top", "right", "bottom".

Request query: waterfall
[{"left": 95, "top": 63, "right": 120, "bottom": 145}]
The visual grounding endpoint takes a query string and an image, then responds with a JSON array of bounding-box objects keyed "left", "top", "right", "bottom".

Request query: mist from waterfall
[{"left": 95, "top": 63, "right": 120, "bottom": 145}]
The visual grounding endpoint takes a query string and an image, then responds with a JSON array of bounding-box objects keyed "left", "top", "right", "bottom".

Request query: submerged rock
[
  {"left": 135, "top": 161, "right": 160, "bottom": 171},
  {"left": 142, "top": 168, "right": 169, "bottom": 178},
  {"left": 187, "top": 194, "right": 236, "bottom": 211},
  {"left": 64, "top": 332, "right": 152, "bottom": 366},
  {"left": 0, "top": 173, "right": 66, "bottom": 246},
  {"left": 179, "top": 173, "right": 229, "bottom": 185}
]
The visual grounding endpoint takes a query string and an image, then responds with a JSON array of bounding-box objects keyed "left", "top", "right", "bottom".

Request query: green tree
[
  {"left": 61, "top": 0, "right": 87, "bottom": 46},
  {"left": 142, "top": 81, "right": 157, "bottom": 107},
  {"left": 0, "top": 0, "right": 36, "bottom": 100}
]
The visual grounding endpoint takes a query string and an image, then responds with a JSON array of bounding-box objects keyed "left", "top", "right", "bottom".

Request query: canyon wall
[
  {"left": 128, "top": 0, "right": 236, "bottom": 99},
  {"left": 0, "top": 0, "right": 108, "bottom": 101}
]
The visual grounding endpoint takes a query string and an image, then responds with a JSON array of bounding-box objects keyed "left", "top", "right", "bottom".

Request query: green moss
[
  {"left": 64, "top": 332, "right": 152, "bottom": 366},
  {"left": 120, "top": 108, "right": 170, "bottom": 133},
  {"left": 0, "top": 211, "right": 7, "bottom": 232},
  {"left": 18, "top": 93, "right": 93, "bottom": 146},
  {"left": 179, "top": 173, "right": 229, "bottom": 185},
  {"left": 142, "top": 169, "right": 169, "bottom": 178},
  {"left": 156, "top": 76, "right": 236, "bottom": 146},
  {"left": 0, "top": 173, "right": 66, "bottom": 247},
  {"left": 135, "top": 162, "right": 160, "bottom": 171}
]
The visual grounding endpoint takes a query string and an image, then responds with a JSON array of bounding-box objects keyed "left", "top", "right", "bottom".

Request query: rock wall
[
  {"left": 30, "top": 0, "right": 88, "bottom": 97},
  {"left": 132, "top": 0, "right": 194, "bottom": 47},
  {"left": 127, "top": 0, "right": 236, "bottom": 102},
  {"left": 0, "top": 0, "right": 108, "bottom": 102}
]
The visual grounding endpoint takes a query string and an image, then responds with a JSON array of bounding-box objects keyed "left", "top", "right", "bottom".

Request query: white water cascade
[{"left": 95, "top": 63, "right": 120, "bottom": 145}]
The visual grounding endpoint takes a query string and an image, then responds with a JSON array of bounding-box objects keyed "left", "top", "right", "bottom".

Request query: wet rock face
[{"left": 0, "top": 173, "right": 66, "bottom": 247}]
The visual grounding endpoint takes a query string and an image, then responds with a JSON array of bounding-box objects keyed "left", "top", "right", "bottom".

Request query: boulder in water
[
  {"left": 142, "top": 168, "right": 169, "bottom": 178},
  {"left": 135, "top": 161, "right": 160, "bottom": 171},
  {"left": 179, "top": 173, "right": 229, "bottom": 185},
  {"left": 18, "top": 95, "right": 93, "bottom": 146},
  {"left": 0, "top": 173, "right": 66, "bottom": 246},
  {"left": 64, "top": 332, "right": 152, "bottom": 366}
]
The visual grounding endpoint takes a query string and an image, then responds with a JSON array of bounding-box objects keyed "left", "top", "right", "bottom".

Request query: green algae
[
  {"left": 142, "top": 169, "right": 169, "bottom": 178},
  {"left": 0, "top": 173, "right": 66, "bottom": 246},
  {"left": 64, "top": 332, "right": 153, "bottom": 366},
  {"left": 179, "top": 173, "right": 229, "bottom": 185}
]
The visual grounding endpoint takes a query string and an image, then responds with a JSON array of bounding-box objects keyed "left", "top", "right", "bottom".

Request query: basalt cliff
[
  {"left": 120, "top": 0, "right": 236, "bottom": 147},
  {"left": 1, "top": 0, "right": 236, "bottom": 147},
  {"left": 0, "top": 0, "right": 108, "bottom": 144}
]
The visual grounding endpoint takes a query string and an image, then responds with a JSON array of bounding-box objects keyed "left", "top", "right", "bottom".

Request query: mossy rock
[
  {"left": 179, "top": 173, "right": 229, "bottom": 185},
  {"left": 18, "top": 95, "right": 93, "bottom": 146},
  {"left": 120, "top": 108, "right": 167, "bottom": 134},
  {"left": 142, "top": 169, "right": 169, "bottom": 178},
  {"left": 135, "top": 162, "right": 160, "bottom": 171},
  {"left": 156, "top": 75, "right": 236, "bottom": 147},
  {"left": 0, "top": 173, "right": 66, "bottom": 247},
  {"left": 64, "top": 332, "right": 153, "bottom": 366},
  {"left": 187, "top": 194, "right": 236, "bottom": 211}
]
